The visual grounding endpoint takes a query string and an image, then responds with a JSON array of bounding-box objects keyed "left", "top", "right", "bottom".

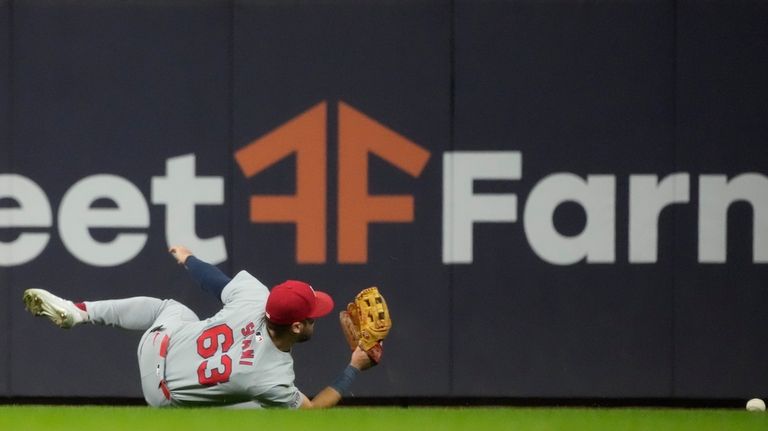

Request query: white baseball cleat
[{"left": 23, "top": 288, "right": 88, "bottom": 329}]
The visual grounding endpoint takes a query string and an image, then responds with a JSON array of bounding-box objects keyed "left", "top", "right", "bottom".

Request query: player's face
[{"left": 297, "top": 318, "right": 315, "bottom": 343}]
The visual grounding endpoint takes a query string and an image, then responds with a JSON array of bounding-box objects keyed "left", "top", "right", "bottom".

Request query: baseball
[{"left": 746, "top": 398, "right": 766, "bottom": 412}]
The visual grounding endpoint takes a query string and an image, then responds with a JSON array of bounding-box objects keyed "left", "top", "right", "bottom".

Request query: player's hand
[
  {"left": 169, "top": 245, "right": 193, "bottom": 265},
  {"left": 350, "top": 346, "right": 374, "bottom": 371}
]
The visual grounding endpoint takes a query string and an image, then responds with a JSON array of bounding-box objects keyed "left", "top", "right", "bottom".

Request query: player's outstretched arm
[
  {"left": 300, "top": 347, "right": 373, "bottom": 409},
  {"left": 169, "top": 246, "right": 232, "bottom": 301}
]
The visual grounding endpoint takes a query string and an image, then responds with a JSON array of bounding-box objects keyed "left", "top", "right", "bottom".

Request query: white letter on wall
[
  {"left": 443, "top": 151, "right": 521, "bottom": 264},
  {"left": 629, "top": 173, "right": 690, "bottom": 263},
  {"left": 0, "top": 175, "right": 52, "bottom": 266},
  {"left": 152, "top": 154, "right": 226, "bottom": 264},
  {"left": 699, "top": 173, "right": 768, "bottom": 263},
  {"left": 524, "top": 173, "right": 615, "bottom": 265},
  {"left": 59, "top": 175, "right": 149, "bottom": 266}
]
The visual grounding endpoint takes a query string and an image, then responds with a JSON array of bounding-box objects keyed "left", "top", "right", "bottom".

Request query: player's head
[{"left": 266, "top": 280, "right": 333, "bottom": 342}]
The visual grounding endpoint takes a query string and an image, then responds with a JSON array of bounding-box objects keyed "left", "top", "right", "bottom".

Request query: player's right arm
[
  {"left": 169, "top": 245, "right": 232, "bottom": 301},
  {"left": 299, "top": 347, "right": 373, "bottom": 409}
]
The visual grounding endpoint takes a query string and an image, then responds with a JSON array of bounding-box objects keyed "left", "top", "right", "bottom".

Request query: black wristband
[{"left": 329, "top": 365, "right": 360, "bottom": 396}]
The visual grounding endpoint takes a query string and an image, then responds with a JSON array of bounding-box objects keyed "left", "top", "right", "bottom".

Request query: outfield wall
[{"left": 1, "top": 0, "right": 767, "bottom": 400}]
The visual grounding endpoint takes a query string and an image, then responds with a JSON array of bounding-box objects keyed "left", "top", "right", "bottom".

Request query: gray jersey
[{"left": 162, "top": 271, "right": 302, "bottom": 408}]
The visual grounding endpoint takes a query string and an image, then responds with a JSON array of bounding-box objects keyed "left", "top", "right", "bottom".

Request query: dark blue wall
[{"left": 1, "top": 0, "right": 766, "bottom": 400}]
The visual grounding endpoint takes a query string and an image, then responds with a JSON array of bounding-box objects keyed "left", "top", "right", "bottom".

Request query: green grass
[{"left": 0, "top": 406, "right": 766, "bottom": 431}]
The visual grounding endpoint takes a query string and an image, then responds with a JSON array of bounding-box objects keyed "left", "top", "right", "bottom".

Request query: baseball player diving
[{"left": 22, "top": 245, "right": 390, "bottom": 408}]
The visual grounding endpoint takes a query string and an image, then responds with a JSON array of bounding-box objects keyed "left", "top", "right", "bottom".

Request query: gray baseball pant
[{"left": 85, "top": 297, "right": 200, "bottom": 406}]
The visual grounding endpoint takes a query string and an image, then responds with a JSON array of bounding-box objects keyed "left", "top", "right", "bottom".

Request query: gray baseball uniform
[{"left": 87, "top": 270, "right": 302, "bottom": 408}]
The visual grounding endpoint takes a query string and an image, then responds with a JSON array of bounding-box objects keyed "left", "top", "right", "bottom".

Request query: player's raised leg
[
  {"left": 88, "top": 297, "right": 199, "bottom": 330},
  {"left": 24, "top": 289, "right": 199, "bottom": 331},
  {"left": 23, "top": 288, "right": 89, "bottom": 329}
]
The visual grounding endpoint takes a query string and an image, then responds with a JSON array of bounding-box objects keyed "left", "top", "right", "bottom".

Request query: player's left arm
[{"left": 299, "top": 347, "right": 373, "bottom": 409}]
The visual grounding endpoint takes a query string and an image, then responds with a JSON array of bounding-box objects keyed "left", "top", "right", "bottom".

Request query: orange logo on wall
[{"left": 235, "top": 101, "right": 431, "bottom": 264}]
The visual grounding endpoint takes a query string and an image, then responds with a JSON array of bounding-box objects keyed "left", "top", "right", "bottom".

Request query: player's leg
[
  {"left": 86, "top": 297, "right": 198, "bottom": 331},
  {"left": 24, "top": 288, "right": 199, "bottom": 331}
]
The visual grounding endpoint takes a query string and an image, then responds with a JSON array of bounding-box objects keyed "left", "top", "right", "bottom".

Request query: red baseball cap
[{"left": 265, "top": 280, "right": 334, "bottom": 325}]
